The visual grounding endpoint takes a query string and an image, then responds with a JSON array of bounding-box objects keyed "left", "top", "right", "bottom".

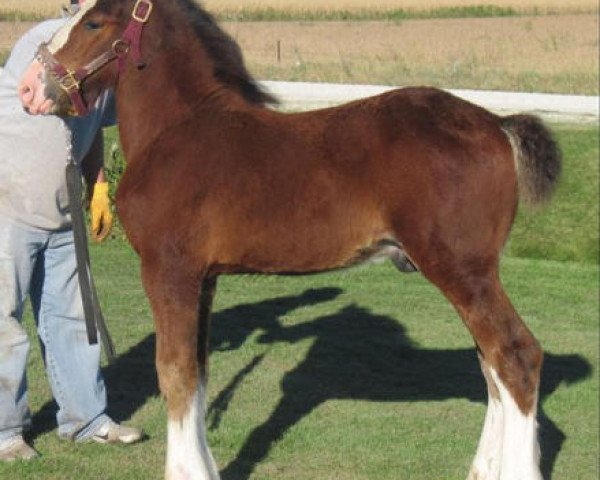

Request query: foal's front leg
[{"left": 142, "top": 263, "right": 220, "bottom": 480}]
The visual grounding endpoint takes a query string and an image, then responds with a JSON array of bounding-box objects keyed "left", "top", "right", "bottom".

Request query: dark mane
[{"left": 175, "top": 0, "right": 277, "bottom": 106}]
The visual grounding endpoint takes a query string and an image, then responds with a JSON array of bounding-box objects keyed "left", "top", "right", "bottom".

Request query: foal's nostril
[{"left": 18, "top": 85, "right": 32, "bottom": 103}]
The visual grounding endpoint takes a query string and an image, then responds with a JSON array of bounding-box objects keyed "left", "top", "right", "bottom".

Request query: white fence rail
[
  {"left": 261, "top": 80, "right": 599, "bottom": 124},
  {"left": 1, "top": 66, "right": 597, "bottom": 123}
]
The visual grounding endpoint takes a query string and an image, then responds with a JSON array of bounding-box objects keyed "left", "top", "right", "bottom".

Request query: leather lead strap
[{"left": 65, "top": 160, "right": 116, "bottom": 363}]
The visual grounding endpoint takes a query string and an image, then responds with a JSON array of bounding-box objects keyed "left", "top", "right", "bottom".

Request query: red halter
[{"left": 36, "top": 0, "right": 153, "bottom": 116}]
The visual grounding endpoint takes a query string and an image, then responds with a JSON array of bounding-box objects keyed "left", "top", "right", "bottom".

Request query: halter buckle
[
  {"left": 132, "top": 0, "right": 153, "bottom": 23},
  {"left": 58, "top": 70, "right": 80, "bottom": 92},
  {"left": 112, "top": 39, "right": 130, "bottom": 56}
]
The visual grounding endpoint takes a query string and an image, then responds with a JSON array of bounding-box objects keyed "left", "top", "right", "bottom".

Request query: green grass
[
  {"left": 505, "top": 125, "right": 599, "bottom": 263},
  {"left": 2, "top": 123, "right": 600, "bottom": 477},
  {"left": 0, "top": 240, "right": 596, "bottom": 479},
  {"left": 215, "top": 5, "right": 519, "bottom": 22},
  {"left": 0, "top": 5, "right": 549, "bottom": 23},
  {"left": 4, "top": 3, "right": 598, "bottom": 22},
  {"left": 0, "top": 90, "right": 596, "bottom": 479}
]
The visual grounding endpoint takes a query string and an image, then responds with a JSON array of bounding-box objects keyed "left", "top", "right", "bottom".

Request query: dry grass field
[
  {"left": 205, "top": 0, "right": 596, "bottom": 10},
  {"left": 207, "top": 0, "right": 598, "bottom": 17},
  {"left": 0, "top": 5, "right": 598, "bottom": 94},
  {"left": 228, "top": 14, "right": 599, "bottom": 94},
  {"left": 1, "top": 0, "right": 597, "bottom": 19}
]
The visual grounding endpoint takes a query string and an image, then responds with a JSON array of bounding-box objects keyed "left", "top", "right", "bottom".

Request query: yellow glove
[{"left": 89, "top": 182, "right": 113, "bottom": 243}]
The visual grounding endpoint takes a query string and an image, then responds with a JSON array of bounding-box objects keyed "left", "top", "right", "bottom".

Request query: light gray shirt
[{"left": 0, "top": 18, "right": 116, "bottom": 230}]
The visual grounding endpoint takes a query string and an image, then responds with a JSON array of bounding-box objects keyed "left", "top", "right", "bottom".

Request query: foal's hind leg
[
  {"left": 141, "top": 262, "right": 220, "bottom": 480},
  {"left": 467, "top": 351, "right": 503, "bottom": 479},
  {"left": 434, "top": 269, "right": 542, "bottom": 480}
]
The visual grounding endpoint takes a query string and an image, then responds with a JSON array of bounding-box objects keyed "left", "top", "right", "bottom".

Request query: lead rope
[{"left": 64, "top": 126, "right": 116, "bottom": 363}]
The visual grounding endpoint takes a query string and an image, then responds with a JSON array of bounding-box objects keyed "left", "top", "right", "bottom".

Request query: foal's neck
[{"left": 115, "top": 2, "right": 251, "bottom": 161}]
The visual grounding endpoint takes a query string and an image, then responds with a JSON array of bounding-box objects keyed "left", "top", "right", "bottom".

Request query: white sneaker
[
  {"left": 0, "top": 436, "right": 38, "bottom": 461},
  {"left": 90, "top": 419, "right": 144, "bottom": 444}
]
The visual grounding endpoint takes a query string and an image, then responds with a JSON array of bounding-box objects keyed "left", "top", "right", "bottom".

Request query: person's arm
[
  {"left": 81, "top": 129, "right": 104, "bottom": 193},
  {"left": 81, "top": 130, "right": 113, "bottom": 242}
]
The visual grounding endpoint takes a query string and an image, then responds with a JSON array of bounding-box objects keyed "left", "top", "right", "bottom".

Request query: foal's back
[{"left": 117, "top": 87, "right": 514, "bottom": 276}]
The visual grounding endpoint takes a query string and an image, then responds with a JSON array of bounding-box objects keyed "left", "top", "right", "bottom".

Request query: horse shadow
[
  {"left": 29, "top": 287, "right": 591, "bottom": 480},
  {"left": 28, "top": 287, "right": 343, "bottom": 437},
  {"left": 207, "top": 289, "right": 591, "bottom": 480}
]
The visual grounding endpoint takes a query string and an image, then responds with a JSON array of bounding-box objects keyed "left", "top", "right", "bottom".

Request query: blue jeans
[{"left": 0, "top": 217, "right": 109, "bottom": 442}]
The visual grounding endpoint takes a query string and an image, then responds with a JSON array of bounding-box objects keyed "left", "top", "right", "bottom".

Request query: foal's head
[
  {"left": 20, "top": 0, "right": 142, "bottom": 116},
  {"left": 19, "top": 0, "right": 275, "bottom": 117}
]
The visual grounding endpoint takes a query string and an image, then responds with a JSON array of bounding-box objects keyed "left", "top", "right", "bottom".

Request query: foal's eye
[{"left": 84, "top": 21, "right": 103, "bottom": 30}]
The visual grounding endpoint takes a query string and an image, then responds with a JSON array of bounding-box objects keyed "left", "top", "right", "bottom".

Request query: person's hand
[{"left": 90, "top": 182, "right": 113, "bottom": 242}]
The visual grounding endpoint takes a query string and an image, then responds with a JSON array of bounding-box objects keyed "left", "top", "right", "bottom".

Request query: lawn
[
  {"left": 0, "top": 242, "right": 596, "bottom": 479},
  {"left": 0, "top": 123, "right": 597, "bottom": 479},
  {"left": 0, "top": 0, "right": 596, "bottom": 477},
  {"left": 505, "top": 125, "right": 599, "bottom": 263}
]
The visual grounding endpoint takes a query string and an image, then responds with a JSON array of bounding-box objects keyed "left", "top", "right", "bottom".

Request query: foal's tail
[{"left": 501, "top": 114, "right": 562, "bottom": 206}]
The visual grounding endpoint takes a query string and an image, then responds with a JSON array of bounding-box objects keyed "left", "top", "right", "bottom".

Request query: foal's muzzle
[{"left": 36, "top": 42, "right": 116, "bottom": 116}]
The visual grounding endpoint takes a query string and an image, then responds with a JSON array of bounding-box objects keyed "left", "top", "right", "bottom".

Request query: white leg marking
[
  {"left": 165, "top": 382, "right": 220, "bottom": 480},
  {"left": 490, "top": 369, "right": 542, "bottom": 480},
  {"left": 467, "top": 395, "right": 503, "bottom": 480}
]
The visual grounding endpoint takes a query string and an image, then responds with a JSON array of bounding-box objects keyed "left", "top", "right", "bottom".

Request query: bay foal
[{"left": 19, "top": 1, "right": 561, "bottom": 478}]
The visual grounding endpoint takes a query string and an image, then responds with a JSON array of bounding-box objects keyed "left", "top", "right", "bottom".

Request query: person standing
[{"left": 0, "top": 3, "right": 142, "bottom": 461}]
